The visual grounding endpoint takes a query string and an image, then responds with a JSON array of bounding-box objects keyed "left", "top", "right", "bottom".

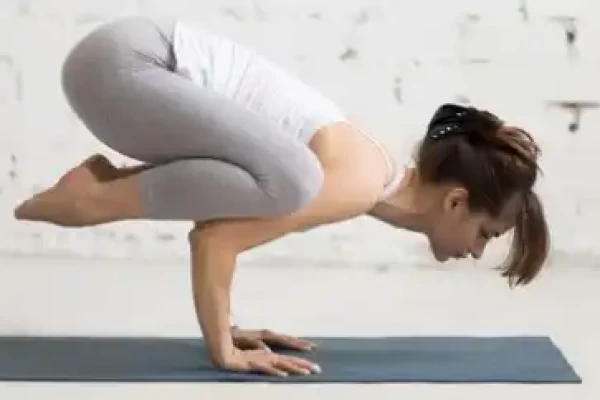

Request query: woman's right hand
[{"left": 217, "top": 347, "right": 322, "bottom": 377}]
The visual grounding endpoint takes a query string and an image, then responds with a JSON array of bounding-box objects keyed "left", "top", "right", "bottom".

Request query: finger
[
  {"left": 232, "top": 337, "right": 255, "bottom": 350},
  {"left": 262, "top": 331, "right": 316, "bottom": 351},
  {"left": 280, "top": 337, "right": 316, "bottom": 350},
  {"left": 296, "top": 338, "right": 318, "bottom": 350},
  {"left": 248, "top": 359, "right": 288, "bottom": 377},
  {"left": 275, "top": 358, "right": 312, "bottom": 375},
  {"left": 233, "top": 337, "right": 271, "bottom": 352},
  {"left": 250, "top": 339, "right": 273, "bottom": 352},
  {"left": 255, "top": 339, "right": 273, "bottom": 353},
  {"left": 280, "top": 355, "right": 322, "bottom": 374}
]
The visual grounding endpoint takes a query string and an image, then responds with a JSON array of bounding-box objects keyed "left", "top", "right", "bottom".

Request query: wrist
[{"left": 208, "top": 340, "right": 238, "bottom": 367}]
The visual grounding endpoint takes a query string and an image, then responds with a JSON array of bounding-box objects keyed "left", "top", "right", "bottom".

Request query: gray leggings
[{"left": 61, "top": 17, "right": 324, "bottom": 221}]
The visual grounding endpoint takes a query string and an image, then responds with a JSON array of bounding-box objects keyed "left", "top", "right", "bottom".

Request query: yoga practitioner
[{"left": 13, "top": 16, "right": 549, "bottom": 377}]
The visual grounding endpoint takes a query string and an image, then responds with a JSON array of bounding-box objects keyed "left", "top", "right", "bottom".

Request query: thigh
[{"left": 61, "top": 16, "right": 322, "bottom": 186}]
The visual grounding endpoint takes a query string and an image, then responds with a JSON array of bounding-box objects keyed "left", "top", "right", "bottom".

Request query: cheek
[
  {"left": 433, "top": 218, "right": 467, "bottom": 248},
  {"left": 439, "top": 219, "right": 479, "bottom": 249}
]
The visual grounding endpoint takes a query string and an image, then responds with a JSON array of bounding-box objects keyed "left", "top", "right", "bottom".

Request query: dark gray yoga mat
[{"left": 0, "top": 335, "right": 581, "bottom": 383}]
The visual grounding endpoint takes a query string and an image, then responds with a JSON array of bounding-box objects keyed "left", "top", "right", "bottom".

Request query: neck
[{"left": 369, "top": 167, "right": 438, "bottom": 234}]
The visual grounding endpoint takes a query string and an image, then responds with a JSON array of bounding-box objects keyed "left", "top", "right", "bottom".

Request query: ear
[{"left": 442, "top": 187, "right": 469, "bottom": 214}]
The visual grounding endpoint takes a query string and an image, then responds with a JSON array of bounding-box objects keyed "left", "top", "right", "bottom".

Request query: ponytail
[{"left": 499, "top": 190, "right": 550, "bottom": 287}]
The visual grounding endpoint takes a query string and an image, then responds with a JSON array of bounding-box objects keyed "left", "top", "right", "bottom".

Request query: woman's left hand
[{"left": 231, "top": 327, "right": 317, "bottom": 352}]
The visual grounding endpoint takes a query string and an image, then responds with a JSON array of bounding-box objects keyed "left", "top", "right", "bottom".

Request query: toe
[{"left": 14, "top": 197, "right": 38, "bottom": 220}]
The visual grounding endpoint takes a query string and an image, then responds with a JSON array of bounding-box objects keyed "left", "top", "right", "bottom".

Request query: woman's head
[{"left": 414, "top": 103, "right": 549, "bottom": 287}]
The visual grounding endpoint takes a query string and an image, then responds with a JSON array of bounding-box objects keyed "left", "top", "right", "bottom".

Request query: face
[{"left": 427, "top": 187, "right": 518, "bottom": 262}]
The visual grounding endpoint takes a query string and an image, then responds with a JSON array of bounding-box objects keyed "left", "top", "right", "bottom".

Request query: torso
[
  {"left": 171, "top": 19, "right": 347, "bottom": 143},
  {"left": 170, "top": 18, "right": 402, "bottom": 202}
]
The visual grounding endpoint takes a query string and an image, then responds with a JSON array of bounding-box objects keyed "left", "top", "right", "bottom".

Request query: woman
[{"left": 13, "top": 16, "right": 549, "bottom": 377}]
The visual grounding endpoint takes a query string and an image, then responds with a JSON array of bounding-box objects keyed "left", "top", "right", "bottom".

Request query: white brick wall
[{"left": 2, "top": 0, "right": 600, "bottom": 268}]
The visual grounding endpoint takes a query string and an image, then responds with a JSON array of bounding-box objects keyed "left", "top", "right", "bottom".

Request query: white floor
[{"left": 0, "top": 256, "right": 598, "bottom": 399}]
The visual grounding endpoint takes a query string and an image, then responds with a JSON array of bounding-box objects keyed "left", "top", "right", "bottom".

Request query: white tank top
[
  {"left": 171, "top": 19, "right": 347, "bottom": 142},
  {"left": 170, "top": 19, "right": 403, "bottom": 198}
]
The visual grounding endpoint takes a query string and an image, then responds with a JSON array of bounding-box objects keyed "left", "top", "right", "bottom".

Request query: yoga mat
[{"left": 0, "top": 335, "right": 581, "bottom": 383}]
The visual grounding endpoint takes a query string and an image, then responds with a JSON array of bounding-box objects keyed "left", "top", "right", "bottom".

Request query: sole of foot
[{"left": 13, "top": 154, "right": 118, "bottom": 227}]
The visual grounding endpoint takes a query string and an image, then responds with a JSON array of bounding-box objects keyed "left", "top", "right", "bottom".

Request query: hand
[
  {"left": 219, "top": 347, "right": 322, "bottom": 377},
  {"left": 231, "top": 327, "right": 317, "bottom": 352}
]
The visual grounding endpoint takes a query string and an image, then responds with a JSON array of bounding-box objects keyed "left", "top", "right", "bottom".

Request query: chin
[
  {"left": 428, "top": 237, "right": 450, "bottom": 262},
  {"left": 430, "top": 246, "right": 449, "bottom": 262},
  {"left": 435, "top": 253, "right": 450, "bottom": 262}
]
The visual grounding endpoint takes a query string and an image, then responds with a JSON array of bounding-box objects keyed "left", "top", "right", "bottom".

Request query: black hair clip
[
  {"left": 426, "top": 103, "right": 473, "bottom": 141},
  {"left": 428, "top": 123, "right": 461, "bottom": 140}
]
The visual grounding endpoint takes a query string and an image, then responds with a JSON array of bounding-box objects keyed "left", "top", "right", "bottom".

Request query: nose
[{"left": 469, "top": 244, "right": 485, "bottom": 259}]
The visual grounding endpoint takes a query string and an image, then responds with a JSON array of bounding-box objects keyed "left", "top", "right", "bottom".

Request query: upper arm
[
  {"left": 194, "top": 163, "right": 382, "bottom": 252},
  {"left": 287, "top": 163, "right": 381, "bottom": 228}
]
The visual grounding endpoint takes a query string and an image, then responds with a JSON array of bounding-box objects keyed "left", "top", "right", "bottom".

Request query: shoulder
[
  {"left": 307, "top": 121, "right": 391, "bottom": 207},
  {"left": 316, "top": 121, "right": 391, "bottom": 179}
]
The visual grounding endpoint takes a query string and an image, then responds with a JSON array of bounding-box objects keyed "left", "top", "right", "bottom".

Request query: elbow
[
  {"left": 188, "top": 222, "right": 241, "bottom": 253},
  {"left": 259, "top": 155, "right": 324, "bottom": 217}
]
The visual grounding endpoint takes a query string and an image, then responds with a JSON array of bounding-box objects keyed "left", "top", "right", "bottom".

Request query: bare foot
[
  {"left": 85, "top": 155, "right": 153, "bottom": 181},
  {"left": 14, "top": 154, "right": 116, "bottom": 227},
  {"left": 85, "top": 153, "right": 121, "bottom": 182}
]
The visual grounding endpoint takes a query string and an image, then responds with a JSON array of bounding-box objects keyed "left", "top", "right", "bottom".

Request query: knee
[
  {"left": 61, "top": 23, "right": 113, "bottom": 110},
  {"left": 265, "top": 156, "right": 325, "bottom": 215},
  {"left": 61, "top": 17, "right": 147, "bottom": 103}
]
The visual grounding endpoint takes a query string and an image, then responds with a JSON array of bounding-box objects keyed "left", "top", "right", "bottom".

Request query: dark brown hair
[{"left": 415, "top": 103, "right": 549, "bottom": 287}]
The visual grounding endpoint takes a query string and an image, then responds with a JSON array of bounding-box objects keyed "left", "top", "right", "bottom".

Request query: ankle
[
  {"left": 90, "top": 178, "right": 146, "bottom": 222},
  {"left": 112, "top": 164, "right": 154, "bottom": 180}
]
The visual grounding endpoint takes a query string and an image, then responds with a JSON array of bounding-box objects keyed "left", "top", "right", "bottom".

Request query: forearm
[
  {"left": 188, "top": 166, "right": 381, "bottom": 361},
  {"left": 189, "top": 234, "right": 238, "bottom": 366}
]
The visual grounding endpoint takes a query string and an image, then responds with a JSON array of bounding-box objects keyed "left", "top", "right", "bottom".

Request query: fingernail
[{"left": 311, "top": 364, "right": 322, "bottom": 374}]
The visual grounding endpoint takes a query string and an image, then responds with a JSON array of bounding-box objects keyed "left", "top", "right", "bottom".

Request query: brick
[
  {"left": 0, "top": 0, "right": 26, "bottom": 17},
  {"left": 525, "top": 0, "right": 595, "bottom": 19},
  {"left": 0, "top": 17, "right": 17, "bottom": 55},
  {"left": 458, "top": 0, "right": 524, "bottom": 18},
  {"left": 26, "top": 0, "right": 140, "bottom": 19},
  {"left": 572, "top": 18, "right": 600, "bottom": 62},
  {"left": 140, "top": 0, "right": 254, "bottom": 20},
  {"left": 10, "top": 18, "right": 71, "bottom": 109},
  {"left": 0, "top": 57, "right": 18, "bottom": 104},
  {"left": 458, "top": 18, "right": 568, "bottom": 64},
  {"left": 251, "top": 0, "right": 390, "bottom": 21}
]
